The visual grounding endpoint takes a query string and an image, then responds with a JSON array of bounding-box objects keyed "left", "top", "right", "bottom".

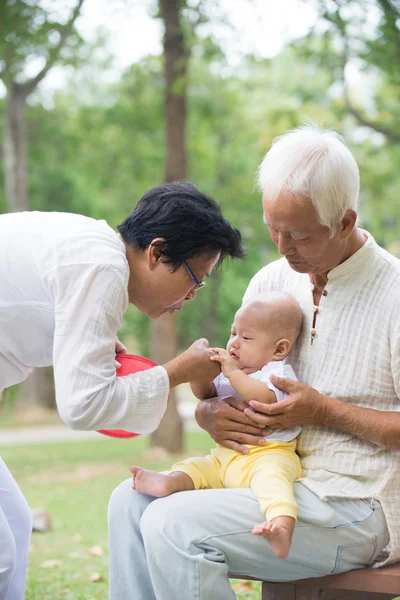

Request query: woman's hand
[
  {"left": 164, "top": 338, "right": 221, "bottom": 387},
  {"left": 195, "top": 396, "right": 269, "bottom": 454},
  {"left": 114, "top": 340, "right": 127, "bottom": 369},
  {"left": 243, "top": 375, "right": 328, "bottom": 428}
]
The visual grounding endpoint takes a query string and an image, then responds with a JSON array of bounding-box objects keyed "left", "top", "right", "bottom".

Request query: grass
[
  {"left": 1, "top": 432, "right": 261, "bottom": 600},
  {"left": 0, "top": 404, "right": 64, "bottom": 429}
]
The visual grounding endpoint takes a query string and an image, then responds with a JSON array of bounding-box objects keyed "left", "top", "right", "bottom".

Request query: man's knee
[
  {"left": 140, "top": 493, "right": 195, "bottom": 546},
  {"left": 108, "top": 478, "right": 151, "bottom": 528}
]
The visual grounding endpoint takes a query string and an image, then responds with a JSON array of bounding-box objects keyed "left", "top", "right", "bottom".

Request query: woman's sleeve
[{"left": 49, "top": 263, "right": 169, "bottom": 433}]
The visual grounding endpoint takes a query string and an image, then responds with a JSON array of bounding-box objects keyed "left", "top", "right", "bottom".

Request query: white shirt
[
  {"left": 214, "top": 361, "right": 301, "bottom": 442},
  {"left": 0, "top": 211, "right": 169, "bottom": 433},
  {"left": 243, "top": 232, "right": 400, "bottom": 566}
]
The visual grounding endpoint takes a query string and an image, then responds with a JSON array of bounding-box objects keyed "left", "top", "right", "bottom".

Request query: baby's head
[{"left": 226, "top": 291, "right": 303, "bottom": 371}]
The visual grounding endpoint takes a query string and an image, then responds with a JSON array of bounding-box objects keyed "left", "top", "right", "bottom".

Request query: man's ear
[
  {"left": 146, "top": 238, "right": 167, "bottom": 269},
  {"left": 273, "top": 338, "right": 291, "bottom": 361},
  {"left": 340, "top": 209, "right": 357, "bottom": 239}
]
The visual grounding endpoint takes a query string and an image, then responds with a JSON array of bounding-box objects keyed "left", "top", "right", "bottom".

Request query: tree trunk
[
  {"left": 3, "top": 83, "right": 56, "bottom": 409},
  {"left": 18, "top": 368, "right": 56, "bottom": 409},
  {"left": 204, "top": 271, "right": 222, "bottom": 343},
  {"left": 4, "top": 83, "right": 29, "bottom": 212},
  {"left": 150, "top": 315, "right": 183, "bottom": 452},
  {"left": 162, "top": 0, "right": 187, "bottom": 182},
  {"left": 150, "top": 0, "right": 188, "bottom": 453}
]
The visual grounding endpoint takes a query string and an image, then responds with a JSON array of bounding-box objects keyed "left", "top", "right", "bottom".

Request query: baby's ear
[{"left": 273, "top": 338, "right": 291, "bottom": 360}]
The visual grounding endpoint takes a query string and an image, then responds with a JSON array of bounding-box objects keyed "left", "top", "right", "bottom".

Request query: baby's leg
[
  {"left": 130, "top": 467, "right": 194, "bottom": 497},
  {"left": 252, "top": 516, "right": 295, "bottom": 559},
  {"left": 130, "top": 453, "right": 223, "bottom": 497},
  {"left": 248, "top": 445, "right": 301, "bottom": 559}
]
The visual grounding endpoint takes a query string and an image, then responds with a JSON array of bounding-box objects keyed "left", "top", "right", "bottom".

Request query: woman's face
[{"left": 132, "top": 252, "right": 220, "bottom": 319}]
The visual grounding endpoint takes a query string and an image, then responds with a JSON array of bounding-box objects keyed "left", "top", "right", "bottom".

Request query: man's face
[{"left": 263, "top": 192, "right": 346, "bottom": 275}]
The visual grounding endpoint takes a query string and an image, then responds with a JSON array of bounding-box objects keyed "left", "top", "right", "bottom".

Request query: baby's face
[{"left": 226, "top": 306, "right": 278, "bottom": 371}]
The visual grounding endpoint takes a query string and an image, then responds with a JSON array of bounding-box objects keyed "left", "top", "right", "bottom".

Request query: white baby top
[{"left": 213, "top": 360, "right": 301, "bottom": 442}]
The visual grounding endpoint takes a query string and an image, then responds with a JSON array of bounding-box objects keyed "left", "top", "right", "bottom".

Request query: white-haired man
[{"left": 108, "top": 125, "right": 400, "bottom": 599}]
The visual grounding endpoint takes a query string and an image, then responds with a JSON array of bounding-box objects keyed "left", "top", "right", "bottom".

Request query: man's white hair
[{"left": 257, "top": 123, "right": 360, "bottom": 230}]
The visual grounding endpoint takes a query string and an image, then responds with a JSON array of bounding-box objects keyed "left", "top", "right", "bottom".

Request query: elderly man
[
  {"left": 108, "top": 125, "right": 400, "bottom": 599},
  {"left": 0, "top": 181, "right": 244, "bottom": 600}
]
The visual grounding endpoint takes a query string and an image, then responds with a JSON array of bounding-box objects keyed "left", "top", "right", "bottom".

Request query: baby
[{"left": 130, "top": 291, "right": 303, "bottom": 559}]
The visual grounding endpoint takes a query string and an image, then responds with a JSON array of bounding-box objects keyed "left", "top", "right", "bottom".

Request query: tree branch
[
  {"left": 345, "top": 99, "right": 400, "bottom": 143},
  {"left": 20, "top": 0, "right": 85, "bottom": 99},
  {"left": 376, "top": 0, "right": 400, "bottom": 65},
  {"left": 341, "top": 34, "right": 400, "bottom": 144},
  {"left": 378, "top": 0, "right": 400, "bottom": 20}
]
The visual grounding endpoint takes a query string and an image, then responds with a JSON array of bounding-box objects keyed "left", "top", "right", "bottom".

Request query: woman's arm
[{"left": 50, "top": 263, "right": 169, "bottom": 433}]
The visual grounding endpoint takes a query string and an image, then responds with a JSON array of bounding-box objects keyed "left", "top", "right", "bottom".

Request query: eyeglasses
[{"left": 183, "top": 261, "right": 206, "bottom": 291}]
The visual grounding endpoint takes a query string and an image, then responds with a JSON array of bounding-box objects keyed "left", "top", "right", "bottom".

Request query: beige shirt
[
  {"left": 243, "top": 232, "right": 400, "bottom": 565},
  {"left": 0, "top": 211, "right": 169, "bottom": 433}
]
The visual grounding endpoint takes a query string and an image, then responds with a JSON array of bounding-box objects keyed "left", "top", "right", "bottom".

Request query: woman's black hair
[{"left": 117, "top": 181, "right": 245, "bottom": 270}]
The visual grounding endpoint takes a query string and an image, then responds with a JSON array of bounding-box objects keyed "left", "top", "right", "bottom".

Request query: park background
[{"left": 1, "top": 0, "right": 400, "bottom": 598}]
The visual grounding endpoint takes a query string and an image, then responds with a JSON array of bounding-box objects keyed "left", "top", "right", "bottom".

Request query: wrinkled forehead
[{"left": 262, "top": 192, "right": 320, "bottom": 231}]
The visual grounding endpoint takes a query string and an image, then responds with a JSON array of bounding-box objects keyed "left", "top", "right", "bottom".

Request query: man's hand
[
  {"left": 243, "top": 375, "right": 328, "bottom": 428},
  {"left": 164, "top": 338, "right": 221, "bottom": 387},
  {"left": 195, "top": 396, "right": 269, "bottom": 454},
  {"left": 115, "top": 340, "right": 127, "bottom": 369},
  {"left": 210, "top": 347, "right": 239, "bottom": 378}
]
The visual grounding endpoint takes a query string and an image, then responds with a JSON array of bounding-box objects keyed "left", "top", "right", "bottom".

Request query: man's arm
[
  {"left": 195, "top": 396, "right": 270, "bottom": 454},
  {"left": 244, "top": 375, "right": 400, "bottom": 450}
]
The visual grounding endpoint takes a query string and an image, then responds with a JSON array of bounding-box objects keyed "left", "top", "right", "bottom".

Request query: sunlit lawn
[{"left": 1, "top": 432, "right": 261, "bottom": 600}]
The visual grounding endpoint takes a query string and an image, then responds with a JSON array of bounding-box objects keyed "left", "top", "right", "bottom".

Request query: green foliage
[
  {"left": 1, "top": 1, "right": 400, "bottom": 356},
  {"left": 0, "top": 0, "right": 84, "bottom": 86},
  {"left": 310, "top": 0, "right": 400, "bottom": 140}
]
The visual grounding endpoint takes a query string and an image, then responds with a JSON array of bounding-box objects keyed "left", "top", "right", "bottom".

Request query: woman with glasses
[{"left": 0, "top": 181, "right": 244, "bottom": 600}]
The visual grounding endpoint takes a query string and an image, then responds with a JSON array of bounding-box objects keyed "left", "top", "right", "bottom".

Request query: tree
[
  {"left": 295, "top": 0, "right": 400, "bottom": 244},
  {"left": 0, "top": 0, "right": 85, "bottom": 407},
  {"left": 150, "top": 0, "right": 189, "bottom": 453},
  {"left": 0, "top": 0, "right": 85, "bottom": 212},
  {"left": 309, "top": 0, "right": 400, "bottom": 142}
]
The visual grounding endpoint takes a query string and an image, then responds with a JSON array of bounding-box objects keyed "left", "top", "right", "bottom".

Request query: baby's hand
[{"left": 210, "top": 348, "right": 239, "bottom": 378}]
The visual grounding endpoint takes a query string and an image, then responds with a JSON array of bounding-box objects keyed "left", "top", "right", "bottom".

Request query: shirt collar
[{"left": 326, "top": 230, "right": 374, "bottom": 282}]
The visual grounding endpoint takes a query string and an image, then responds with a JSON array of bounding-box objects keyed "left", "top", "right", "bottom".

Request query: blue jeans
[{"left": 108, "top": 480, "right": 389, "bottom": 600}]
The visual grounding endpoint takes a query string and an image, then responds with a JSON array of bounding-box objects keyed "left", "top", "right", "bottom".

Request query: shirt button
[
  {"left": 309, "top": 283, "right": 315, "bottom": 291},
  {"left": 311, "top": 328, "right": 317, "bottom": 339},
  {"left": 322, "top": 289, "right": 328, "bottom": 296},
  {"left": 314, "top": 305, "right": 320, "bottom": 314}
]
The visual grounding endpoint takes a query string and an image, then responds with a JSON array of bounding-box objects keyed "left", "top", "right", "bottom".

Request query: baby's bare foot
[
  {"left": 130, "top": 466, "right": 176, "bottom": 497},
  {"left": 252, "top": 520, "right": 293, "bottom": 559}
]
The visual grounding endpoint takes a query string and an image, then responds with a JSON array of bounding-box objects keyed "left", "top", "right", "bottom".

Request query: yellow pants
[{"left": 170, "top": 441, "right": 302, "bottom": 522}]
